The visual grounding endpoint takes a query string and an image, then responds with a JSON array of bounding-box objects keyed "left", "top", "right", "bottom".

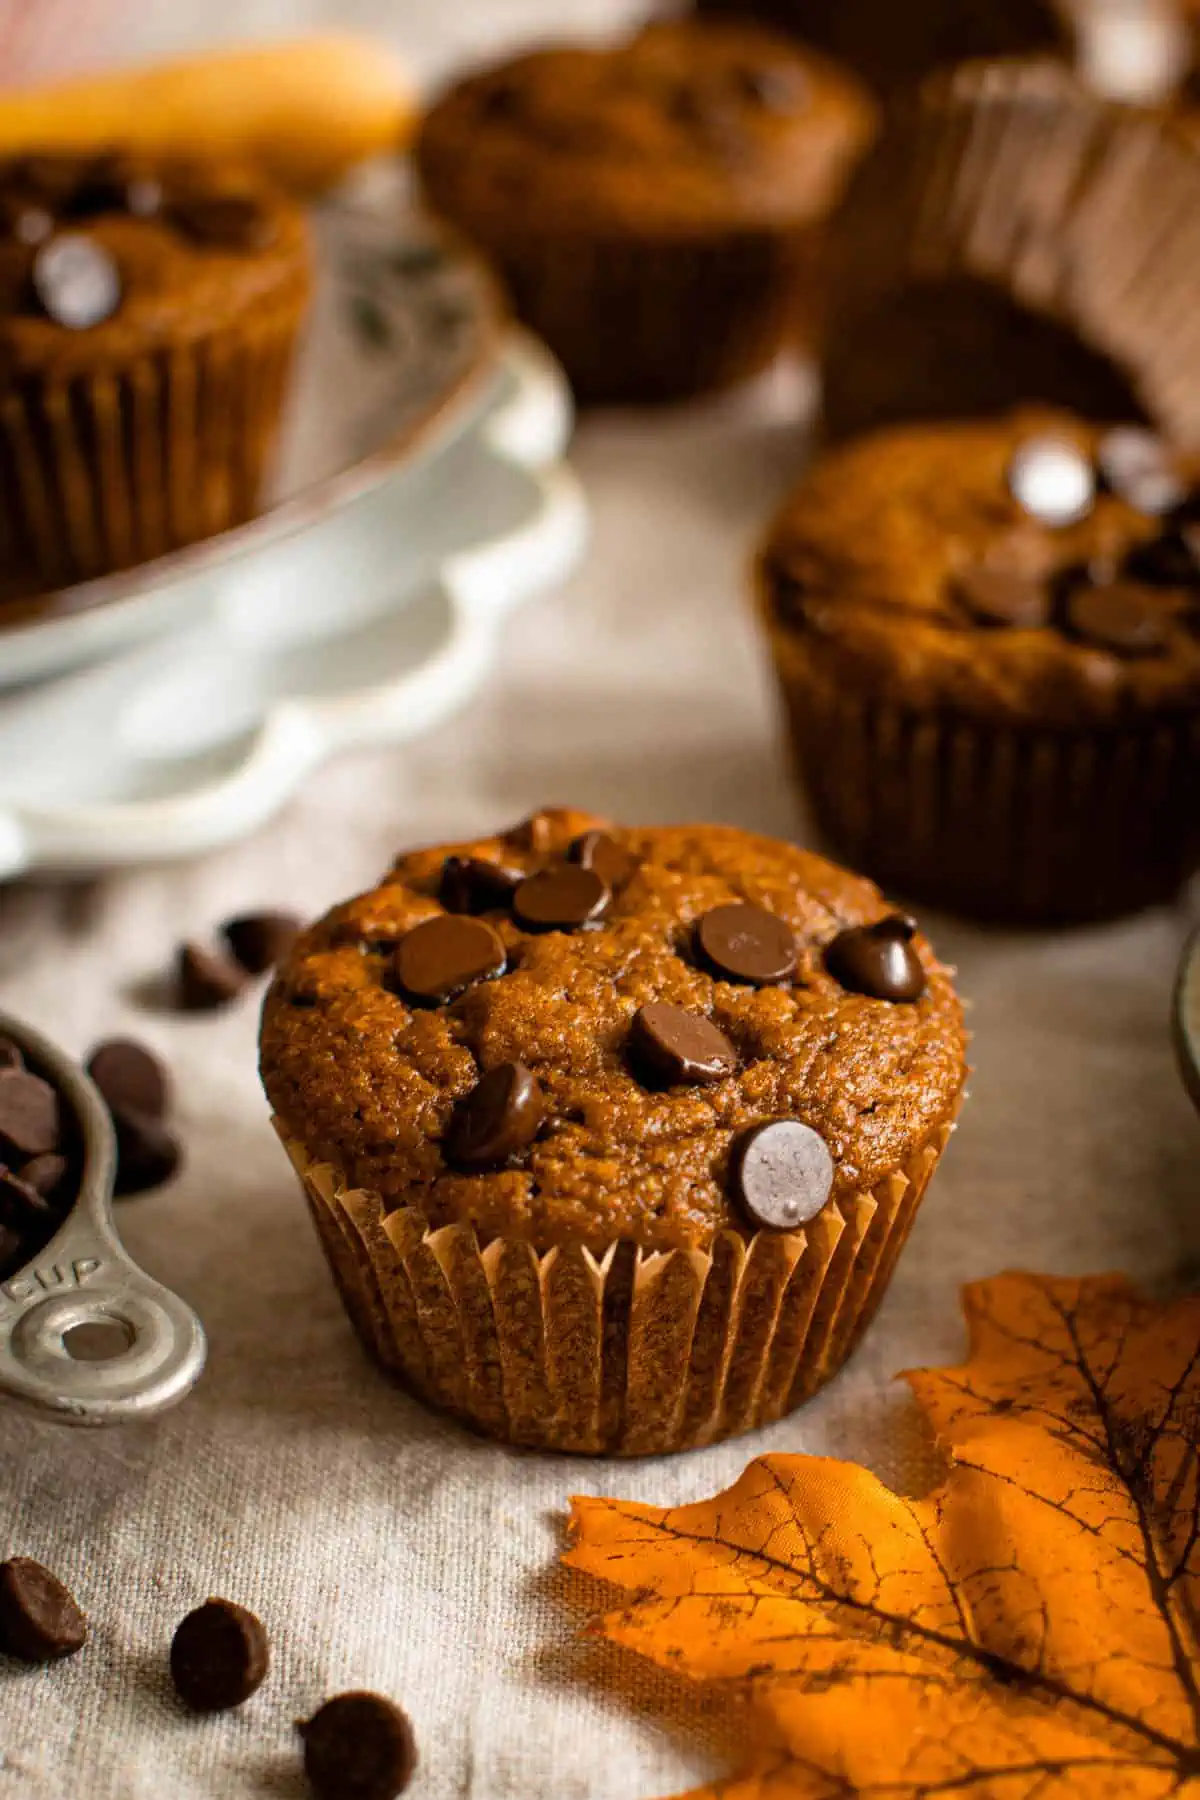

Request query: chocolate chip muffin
[
  {"left": 693, "top": 0, "right": 1068, "bottom": 101},
  {"left": 0, "top": 151, "right": 311, "bottom": 607},
  {"left": 260, "top": 809, "right": 966, "bottom": 1455},
  {"left": 759, "top": 412, "right": 1200, "bottom": 924},
  {"left": 822, "top": 60, "right": 1200, "bottom": 448},
  {"left": 414, "top": 20, "right": 873, "bottom": 404}
]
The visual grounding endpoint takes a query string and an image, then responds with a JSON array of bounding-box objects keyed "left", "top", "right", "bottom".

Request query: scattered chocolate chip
[
  {"left": 955, "top": 564, "right": 1051, "bottom": 630},
  {"left": 824, "top": 915, "right": 926, "bottom": 1003},
  {"left": 730, "top": 1120, "right": 834, "bottom": 1232},
  {"left": 0, "top": 1034, "right": 23, "bottom": 1071},
  {"left": 1096, "top": 427, "right": 1186, "bottom": 516},
  {"left": 1065, "top": 582, "right": 1170, "bottom": 656},
  {"left": 31, "top": 233, "right": 121, "bottom": 330},
  {"left": 170, "top": 1598, "right": 270, "bottom": 1712},
  {"left": 221, "top": 911, "right": 303, "bottom": 976},
  {"left": 1123, "top": 527, "right": 1200, "bottom": 588},
  {"left": 300, "top": 1692, "right": 417, "bottom": 1800},
  {"left": 170, "top": 192, "right": 276, "bottom": 251},
  {"left": 0, "top": 1558, "right": 87, "bottom": 1663},
  {"left": 439, "top": 856, "right": 522, "bottom": 916},
  {"left": 0, "top": 1067, "right": 60, "bottom": 1161},
  {"left": 696, "top": 903, "right": 795, "bottom": 986},
  {"left": 1007, "top": 437, "right": 1095, "bottom": 527},
  {"left": 629, "top": 1003, "right": 737, "bottom": 1088},
  {"left": 111, "top": 1104, "right": 182, "bottom": 1198},
  {"left": 17, "top": 1152, "right": 68, "bottom": 1201},
  {"left": 569, "top": 830, "right": 639, "bottom": 893},
  {"left": 177, "top": 941, "right": 248, "bottom": 1012},
  {"left": 87, "top": 1038, "right": 170, "bottom": 1121},
  {"left": 513, "top": 867, "right": 610, "bottom": 932},
  {"left": 446, "top": 1062, "right": 544, "bottom": 1169},
  {"left": 394, "top": 915, "right": 506, "bottom": 1005}
]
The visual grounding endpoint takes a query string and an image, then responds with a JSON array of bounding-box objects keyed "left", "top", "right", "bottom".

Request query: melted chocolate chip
[
  {"left": 569, "top": 830, "right": 639, "bottom": 892},
  {"left": 439, "top": 856, "right": 522, "bottom": 916},
  {"left": 824, "top": 915, "right": 926, "bottom": 1003},
  {"left": 730, "top": 1120, "right": 834, "bottom": 1232},
  {"left": 300, "top": 1692, "right": 417, "bottom": 1800},
  {"left": 955, "top": 565, "right": 1051, "bottom": 630},
  {"left": 1065, "top": 582, "right": 1170, "bottom": 656},
  {"left": 0, "top": 1558, "right": 87, "bottom": 1663},
  {"left": 513, "top": 866, "right": 611, "bottom": 932},
  {"left": 1096, "top": 427, "right": 1186, "bottom": 516},
  {"left": 446, "top": 1062, "right": 544, "bottom": 1169},
  {"left": 394, "top": 915, "right": 506, "bottom": 1005},
  {"left": 31, "top": 234, "right": 121, "bottom": 330},
  {"left": 170, "top": 1599, "right": 270, "bottom": 1712},
  {"left": 696, "top": 903, "right": 795, "bottom": 986},
  {"left": 629, "top": 1003, "right": 737, "bottom": 1088},
  {"left": 1007, "top": 437, "right": 1095, "bottom": 527}
]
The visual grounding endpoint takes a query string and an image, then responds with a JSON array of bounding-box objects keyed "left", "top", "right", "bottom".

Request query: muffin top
[
  {"left": 415, "top": 20, "right": 874, "bottom": 237},
  {"left": 260, "top": 809, "right": 966, "bottom": 1257},
  {"left": 0, "top": 150, "right": 310, "bottom": 379},
  {"left": 762, "top": 411, "right": 1200, "bottom": 725}
]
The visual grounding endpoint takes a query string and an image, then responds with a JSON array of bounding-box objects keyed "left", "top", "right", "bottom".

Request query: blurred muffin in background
[
  {"left": 0, "top": 151, "right": 310, "bottom": 605},
  {"left": 690, "top": 0, "right": 1069, "bottom": 100},
  {"left": 758, "top": 410, "right": 1200, "bottom": 924},
  {"left": 821, "top": 58, "right": 1200, "bottom": 450},
  {"left": 415, "top": 19, "right": 873, "bottom": 405}
]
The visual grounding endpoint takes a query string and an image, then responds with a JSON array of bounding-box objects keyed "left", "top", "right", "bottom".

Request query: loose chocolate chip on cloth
[
  {"left": 0, "top": 1558, "right": 87, "bottom": 1663},
  {"left": 299, "top": 1692, "right": 417, "bottom": 1800},
  {"left": 169, "top": 1599, "right": 269, "bottom": 1712},
  {"left": 111, "top": 1106, "right": 182, "bottom": 1199},
  {"left": 87, "top": 1039, "right": 170, "bottom": 1120},
  {"left": 221, "top": 912, "right": 303, "bottom": 976},
  {"left": 177, "top": 942, "right": 248, "bottom": 1012}
]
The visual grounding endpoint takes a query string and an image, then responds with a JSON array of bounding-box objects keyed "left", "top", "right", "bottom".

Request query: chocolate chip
[
  {"left": 824, "top": 915, "right": 927, "bottom": 1003},
  {"left": 0, "top": 1164, "right": 51, "bottom": 1229},
  {"left": 1065, "top": 582, "right": 1170, "bottom": 656},
  {"left": 394, "top": 915, "right": 506, "bottom": 1005},
  {"left": 87, "top": 1038, "right": 170, "bottom": 1120},
  {"left": 513, "top": 867, "right": 610, "bottom": 932},
  {"left": 0, "top": 1558, "right": 87, "bottom": 1663},
  {"left": 1007, "top": 437, "right": 1095, "bottom": 527},
  {"left": 170, "top": 192, "right": 276, "bottom": 251},
  {"left": 1123, "top": 527, "right": 1200, "bottom": 588},
  {"left": 629, "top": 1003, "right": 737, "bottom": 1088},
  {"left": 1096, "top": 427, "right": 1186, "bottom": 516},
  {"left": 446, "top": 1062, "right": 544, "bottom": 1169},
  {"left": 300, "top": 1692, "right": 417, "bottom": 1800},
  {"left": 17, "top": 1153, "right": 68, "bottom": 1202},
  {"left": 569, "top": 831, "right": 639, "bottom": 893},
  {"left": 0, "top": 1034, "right": 23, "bottom": 1071},
  {"left": 170, "top": 1598, "right": 270, "bottom": 1712},
  {"left": 112, "top": 1105, "right": 182, "bottom": 1198},
  {"left": 31, "top": 233, "right": 121, "bottom": 329},
  {"left": 955, "top": 564, "right": 1051, "bottom": 629},
  {"left": 221, "top": 911, "right": 303, "bottom": 975},
  {"left": 730, "top": 1120, "right": 834, "bottom": 1232},
  {"left": 0, "top": 1068, "right": 60, "bottom": 1161},
  {"left": 439, "top": 856, "right": 522, "bottom": 916},
  {"left": 177, "top": 941, "right": 248, "bottom": 1011},
  {"left": 696, "top": 904, "right": 795, "bottom": 986}
]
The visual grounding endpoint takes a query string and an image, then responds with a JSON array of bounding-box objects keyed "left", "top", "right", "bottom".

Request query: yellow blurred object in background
[{"left": 0, "top": 34, "right": 417, "bottom": 195}]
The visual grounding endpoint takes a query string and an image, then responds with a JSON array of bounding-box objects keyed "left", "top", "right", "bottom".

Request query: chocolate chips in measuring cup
[{"left": 0, "top": 1047, "right": 78, "bottom": 1281}]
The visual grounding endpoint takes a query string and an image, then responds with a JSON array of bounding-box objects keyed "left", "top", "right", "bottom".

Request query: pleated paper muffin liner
[
  {"left": 277, "top": 1118, "right": 955, "bottom": 1456},
  {"left": 763, "top": 616, "right": 1200, "bottom": 925},
  {"left": 823, "top": 58, "right": 1200, "bottom": 445},
  {"left": 0, "top": 299, "right": 304, "bottom": 602},
  {"left": 454, "top": 224, "right": 823, "bottom": 406}
]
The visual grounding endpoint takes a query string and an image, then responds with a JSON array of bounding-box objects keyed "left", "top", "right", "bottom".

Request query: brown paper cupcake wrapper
[
  {"left": 0, "top": 301, "right": 303, "bottom": 601},
  {"left": 765, "top": 618, "right": 1200, "bottom": 924},
  {"left": 824, "top": 59, "right": 1200, "bottom": 445},
  {"left": 278, "top": 1117, "right": 954, "bottom": 1456},
  {"left": 457, "top": 224, "right": 823, "bottom": 406}
]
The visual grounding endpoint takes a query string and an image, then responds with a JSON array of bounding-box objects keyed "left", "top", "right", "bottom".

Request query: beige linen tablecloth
[{"left": 1, "top": 4, "right": 1199, "bottom": 1797}]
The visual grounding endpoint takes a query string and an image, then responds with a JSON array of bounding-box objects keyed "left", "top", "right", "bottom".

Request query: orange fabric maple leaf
[{"left": 565, "top": 1272, "right": 1200, "bottom": 1799}]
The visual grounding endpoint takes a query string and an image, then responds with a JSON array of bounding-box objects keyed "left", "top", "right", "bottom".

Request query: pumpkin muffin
[
  {"left": 260, "top": 809, "right": 967, "bottom": 1455},
  {"left": 414, "top": 20, "right": 874, "bottom": 404},
  {"left": 0, "top": 150, "right": 311, "bottom": 607},
  {"left": 692, "top": 0, "right": 1068, "bottom": 101},
  {"left": 759, "top": 411, "right": 1200, "bottom": 924}
]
